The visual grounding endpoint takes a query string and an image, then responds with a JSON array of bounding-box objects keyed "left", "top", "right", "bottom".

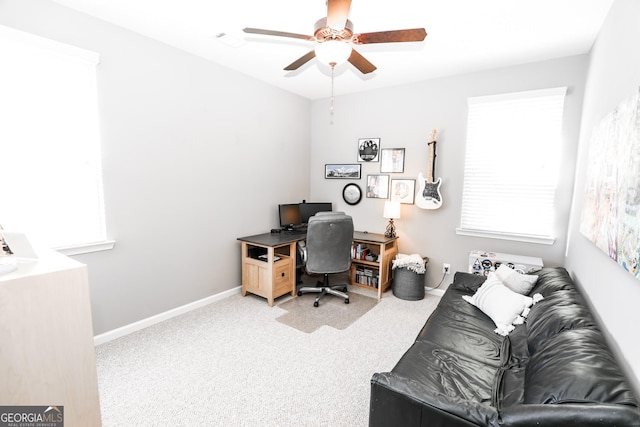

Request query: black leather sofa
[{"left": 370, "top": 267, "right": 640, "bottom": 426}]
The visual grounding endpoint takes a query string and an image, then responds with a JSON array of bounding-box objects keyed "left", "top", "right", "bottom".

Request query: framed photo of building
[
  {"left": 325, "top": 164, "right": 361, "bottom": 179},
  {"left": 357, "top": 138, "right": 380, "bottom": 162},
  {"left": 380, "top": 148, "right": 405, "bottom": 173},
  {"left": 366, "top": 174, "right": 390, "bottom": 199},
  {"left": 391, "top": 179, "right": 415, "bottom": 204}
]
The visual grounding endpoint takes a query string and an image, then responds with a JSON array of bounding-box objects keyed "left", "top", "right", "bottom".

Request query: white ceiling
[{"left": 50, "top": 0, "right": 614, "bottom": 100}]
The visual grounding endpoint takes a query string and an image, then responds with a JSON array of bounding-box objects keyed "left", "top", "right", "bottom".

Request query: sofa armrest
[
  {"left": 499, "top": 404, "right": 640, "bottom": 426},
  {"left": 370, "top": 372, "right": 498, "bottom": 427},
  {"left": 452, "top": 271, "right": 487, "bottom": 293}
]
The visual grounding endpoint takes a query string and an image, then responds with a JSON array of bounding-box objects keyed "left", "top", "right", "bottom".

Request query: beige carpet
[
  {"left": 95, "top": 285, "right": 442, "bottom": 426},
  {"left": 276, "top": 290, "right": 378, "bottom": 333}
]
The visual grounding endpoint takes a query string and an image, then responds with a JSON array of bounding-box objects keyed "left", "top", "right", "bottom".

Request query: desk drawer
[{"left": 273, "top": 258, "right": 293, "bottom": 295}]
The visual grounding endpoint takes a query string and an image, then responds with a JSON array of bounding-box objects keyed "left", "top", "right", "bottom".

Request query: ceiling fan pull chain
[{"left": 330, "top": 64, "right": 335, "bottom": 124}]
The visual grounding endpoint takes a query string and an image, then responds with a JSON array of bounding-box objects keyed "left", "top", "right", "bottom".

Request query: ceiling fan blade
[
  {"left": 284, "top": 50, "right": 317, "bottom": 71},
  {"left": 354, "top": 28, "right": 427, "bottom": 44},
  {"left": 348, "top": 49, "right": 376, "bottom": 74},
  {"left": 326, "top": 0, "right": 352, "bottom": 31},
  {"left": 243, "top": 27, "right": 315, "bottom": 41}
]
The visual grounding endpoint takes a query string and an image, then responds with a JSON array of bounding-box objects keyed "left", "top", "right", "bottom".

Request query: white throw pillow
[
  {"left": 495, "top": 264, "right": 538, "bottom": 294},
  {"left": 462, "top": 273, "right": 543, "bottom": 336}
]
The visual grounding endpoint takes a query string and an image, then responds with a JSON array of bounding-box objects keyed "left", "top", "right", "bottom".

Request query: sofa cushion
[
  {"left": 524, "top": 329, "right": 638, "bottom": 406},
  {"left": 526, "top": 289, "right": 598, "bottom": 355},
  {"left": 390, "top": 340, "right": 498, "bottom": 406},
  {"left": 463, "top": 273, "right": 541, "bottom": 336},
  {"left": 417, "top": 287, "right": 507, "bottom": 368},
  {"left": 504, "top": 323, "right": 530, "bottom": 368},
  {"left": 495, "top": 264, "right": 538, "bottom": 294},
  {"left": 529, "top": 267, "right": 575, "bottom": 296},
  {"left": 494, "top": 365, "right": 526, "bottom": 409}
]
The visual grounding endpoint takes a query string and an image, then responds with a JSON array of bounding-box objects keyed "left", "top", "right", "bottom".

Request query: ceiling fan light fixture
[{"left": 314, "top": 40, "right": 352, "bottom": 67}]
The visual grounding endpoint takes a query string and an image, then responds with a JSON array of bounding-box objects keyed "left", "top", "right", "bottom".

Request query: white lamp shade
[
  {"left": 383, "top": 201, "right": 401, "bottom": 219},
  {"left": 314, "top": 40, "right": 352, "bottom": 66}
]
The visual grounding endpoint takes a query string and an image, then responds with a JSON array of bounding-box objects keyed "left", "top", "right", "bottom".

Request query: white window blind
[
  {"left": 0, "top": 25, "right": 107, "bottom": 250},
  {"left": 458, "top": 87, "right": 566, "bottom": 243}
]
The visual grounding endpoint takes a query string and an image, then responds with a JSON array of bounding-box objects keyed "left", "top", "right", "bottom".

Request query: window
[
  {"left": 0, "top": 25, "right": 109, "bottom": 252},
  {"left": 458, "top": 87, "right": 566, "bottom": 244}
]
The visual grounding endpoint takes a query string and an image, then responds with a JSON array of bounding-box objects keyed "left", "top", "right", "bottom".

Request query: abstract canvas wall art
[{"left": 580, "top": 87, "right": 640, "bottom": 279}]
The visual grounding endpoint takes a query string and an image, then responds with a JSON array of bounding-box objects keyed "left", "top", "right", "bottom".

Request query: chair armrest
[{"left": 297, "top": 241, "right": 307, "bottom": 265}]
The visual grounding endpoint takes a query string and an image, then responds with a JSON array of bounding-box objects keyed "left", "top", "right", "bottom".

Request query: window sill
[
  {"left": 455, "top": 228, "right": 555, "bottom": 245},
  {"left": 54, "top": 240, "right": 116, "bottom": 256}
]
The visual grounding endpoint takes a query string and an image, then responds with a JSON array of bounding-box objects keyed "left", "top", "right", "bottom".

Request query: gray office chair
[{"left": 297, "top": 212, "right": 354, "bottom": 307}]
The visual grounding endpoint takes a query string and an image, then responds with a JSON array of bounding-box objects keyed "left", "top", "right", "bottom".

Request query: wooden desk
[
  {"left": 237, "top": 232, "right": 303, "bottom": 307},
  {"left": 237, "top": 231, "right": 398, "bottom": 304}
]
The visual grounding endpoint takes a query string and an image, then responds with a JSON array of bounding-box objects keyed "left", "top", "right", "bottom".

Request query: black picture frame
[
  {"left": 325, "top": 164, "right": 361, "bottom": 179},
  {"left": 357, "top": 138, "right": 380, "bottom": 162}
]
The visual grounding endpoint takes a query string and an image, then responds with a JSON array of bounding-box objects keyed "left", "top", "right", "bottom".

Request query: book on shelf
[
  {"left": 354, "top": 265, "right": 379, "bottom": 288},
  {"left": 352, "top": 243, "right": 375, "bottom": 261}
]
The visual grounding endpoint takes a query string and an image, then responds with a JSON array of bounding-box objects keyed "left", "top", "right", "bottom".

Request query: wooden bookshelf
[{"left": 349, "top": 232, "right": 398, "bottom": 300}]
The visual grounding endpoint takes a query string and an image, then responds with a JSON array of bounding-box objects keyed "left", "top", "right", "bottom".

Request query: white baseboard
[
  {"left": 94, "top": 286, "right": 242, "bottom": 346},
  {"left": 425, "top": 286, "right": 445, "bottom": 296}
]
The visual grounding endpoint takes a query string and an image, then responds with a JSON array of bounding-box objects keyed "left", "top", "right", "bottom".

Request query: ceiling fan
[{"left": 243, "top": 0, "right": 427, "bottom": 74}]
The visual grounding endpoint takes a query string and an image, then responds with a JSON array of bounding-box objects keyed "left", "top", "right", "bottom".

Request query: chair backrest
[{"left": 305, "top": 212, "right": 354, "bottom": 275}]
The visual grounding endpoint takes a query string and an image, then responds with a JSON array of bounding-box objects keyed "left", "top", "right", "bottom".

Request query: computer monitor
[
  {"left": 278, "top": 204, "right": 302, "bottom": 229},
  {"left": 299, "top": 202, "right": 332, "bottom": 224}
]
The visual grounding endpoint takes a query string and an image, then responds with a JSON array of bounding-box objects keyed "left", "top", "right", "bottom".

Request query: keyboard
[{"left": 284, "top": 227, "right": 307, "bottom": 235}]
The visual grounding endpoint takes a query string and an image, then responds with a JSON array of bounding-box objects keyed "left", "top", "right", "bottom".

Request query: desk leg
[
  {"left": 289, "top": 242, "right": 297, "bottom": 298},
  {"left": 241, "top": 242, "right": 248, "bottom": 297},
  {"left": 266, "top": 247, "right": 275, "bottom": 307},
  {"left": 378, "top": 242, "right": 384, "bottom": 301}
]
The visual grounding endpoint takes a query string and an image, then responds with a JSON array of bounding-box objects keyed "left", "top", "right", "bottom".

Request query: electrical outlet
[{"left": 443, "top": 263, "right": 451, "bottom": 274}]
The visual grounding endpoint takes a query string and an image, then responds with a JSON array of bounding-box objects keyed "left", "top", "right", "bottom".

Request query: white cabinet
[{"left": 0, "top": 250, "right": 101, "bottom": 426}]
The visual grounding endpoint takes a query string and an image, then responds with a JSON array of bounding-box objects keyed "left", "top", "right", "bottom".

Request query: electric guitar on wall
[{"left": 416, "top": 129, "right": 443, "bottom": 209}]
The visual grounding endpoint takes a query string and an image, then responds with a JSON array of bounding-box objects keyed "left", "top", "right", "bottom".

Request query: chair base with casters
[{"left": 297, "top": 273, "right": 350, "bottom": 307}]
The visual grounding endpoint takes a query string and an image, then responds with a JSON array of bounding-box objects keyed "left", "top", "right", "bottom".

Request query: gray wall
[
  {"left": 566, "top": 0, "right": 640, "bottom": 392},
  {"left": 0, "top": 0, "right": 311, "bottom": 335},
  {"left": 310, "top": 55, "right": 587, "bottom": 289}
]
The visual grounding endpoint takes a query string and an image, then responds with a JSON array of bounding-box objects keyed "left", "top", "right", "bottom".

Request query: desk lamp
[{"left": 383, "top": 201, "right": 401, "bottom": 238}]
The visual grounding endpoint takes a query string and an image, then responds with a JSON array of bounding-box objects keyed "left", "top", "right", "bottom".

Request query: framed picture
[
  {"left": 357, "top": 138, "right": 380, "bottom": 162},
  {"left": 366, "top": 174, "right": 390, "bottom": 199},
  {"left": 580, "top": 88, "right": 640, "bottom": 281},
  {"left": 325, "top": 164, "right": 361, "bottom": 179},
  {"left": 380, "top": 148, "right": 405, "bottom": 173},
  {"left": 391, "top": 179, "right": 416, "bottom": 204}
]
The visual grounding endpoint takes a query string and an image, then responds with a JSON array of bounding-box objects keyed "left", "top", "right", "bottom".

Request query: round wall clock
[{"left": 342, "top": 183, "right": 362, "bottom": 205}]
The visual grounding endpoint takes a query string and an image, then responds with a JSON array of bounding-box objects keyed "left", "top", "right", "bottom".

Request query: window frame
[
  {"left": 0, "top": 25, "right": 113, "bottom": 255},
  {"left": 456, "top": 87, "right": 567, "bottom": 245}
]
